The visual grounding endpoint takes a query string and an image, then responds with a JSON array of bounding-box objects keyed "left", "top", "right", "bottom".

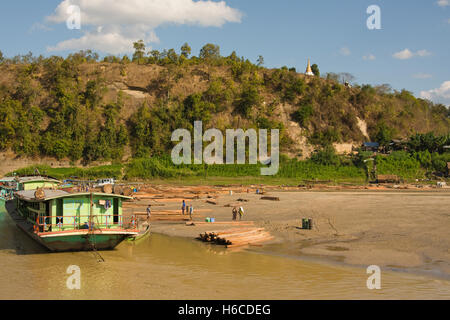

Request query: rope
[{"left": 86, "top": 215, "right": 105, "bottom": 263}]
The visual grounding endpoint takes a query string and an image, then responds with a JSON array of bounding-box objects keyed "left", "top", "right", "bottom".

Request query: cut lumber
[
  {"left": 186, "top": 221, "right": 254, "bottom": 226},
  {"left": 226, "top": 236, "right": 274, "bottom": 248},
  {"left": 260, "top": 196, "right": 280, "bottom": 201}
]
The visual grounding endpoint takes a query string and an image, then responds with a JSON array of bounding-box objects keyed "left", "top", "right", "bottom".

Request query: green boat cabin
[
  {"left": 14, "top": 190, "right": 133, "bottom": 233},
  {"left": 16, "top": 176, "right": 60, "bottom": 191}
]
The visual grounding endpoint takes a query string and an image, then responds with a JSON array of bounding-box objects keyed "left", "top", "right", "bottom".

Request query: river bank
[
  {"left": 143, "top": 189, "right": 450, "bottom": 280},
  {"left": 1, "top": 195, "right": 449, "bottom": 299}
]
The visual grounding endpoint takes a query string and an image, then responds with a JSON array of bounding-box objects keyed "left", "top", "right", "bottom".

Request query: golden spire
[{"left": 305, "top": 58, "right": 314, "bottom": 76}]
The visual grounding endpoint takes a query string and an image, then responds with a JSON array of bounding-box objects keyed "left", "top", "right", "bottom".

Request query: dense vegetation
[{"left": 0, "top": 43, "right": 449, "bottom": 181}]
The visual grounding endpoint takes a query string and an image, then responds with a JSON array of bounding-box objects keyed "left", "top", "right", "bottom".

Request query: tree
[
  {"left": 339, "top": 72, "right": 355, "bottom": 84},
  {"left": 238, "top": 83, "right": 261, "bottom": 116},
  {"left": 121, "top": 55, "right": 130, "bottom": 64},
  {"left": 199, "top": 43, "right": 220, "bottom": 60},
  {"left": 374, "top": 123, "right": 394, "bottom": 148},
  {"left": 257, "top": 55, "right": 264, "bottom": 67},
  {"left": 310, "top": 145, "right": 341, "bottom": 166},
  {"left": 132, "top": 40, "right": 146, "bottom": 63},
  {"left": 0, "top": 51, "right": 4, "bottom": 63},
  {"left": 181, "top": 43, "right": 191, "bottom": 58},
  {"left": 311, "top": 64, "right": 320, "bottom": 77},
  {"left": 166, "top": 49, "right": 179, "bottom": 64},
  {"left": 228, "top": 51, "right": 239, "bottom": 62},
  {"left": 326, "top": 72, "right": 340, "bottom": 82}
]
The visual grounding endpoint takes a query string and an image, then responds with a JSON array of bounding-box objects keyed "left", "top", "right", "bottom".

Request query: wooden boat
[
  {"left": 6, "top": 190, "right": 138, "bottom": 252},
  {"left": 127, "top": 223, "right": 151, "bottom": 242},
  {"left": 0, "top": 176, "right": 60, "bottom": 201}
]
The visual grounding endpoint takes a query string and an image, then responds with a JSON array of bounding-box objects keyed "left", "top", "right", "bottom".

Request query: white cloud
[
  {"left": 363, "top": 54, "right": 376, "bottom": 61},
  {"left": 339, "top": 47, "right": 351, "bottom": 56},
  {"left": 413, "top": 73, "right": 432, "bottom": 79},
  {"left": 29, "top": 22, "right": 53, "bottom": 33},
  {"left": 46, "top": 0, "right": 243, "bottom": 54},
  {"left": 393, "top": 49, "right": 414, "bottom": 60},
  {"left": 416, "top": 49, "right": 431, "bottom": 57},
  {"left": 393, "top": 48, "right": 431, "bottom": 60},
  {"left": 437, "top": 0, "right": 449, "bottom": 7},
  {"left": 420, "top": 81, "right": 450, "bottom": 105}
]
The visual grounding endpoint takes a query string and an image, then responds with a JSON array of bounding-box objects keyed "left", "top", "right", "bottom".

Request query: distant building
[
  {"left": 305, "top": 59, "right": 314, "bottom": 76},
  {"left": 362, "top": 142, "right": 380, "bottom": 152}
]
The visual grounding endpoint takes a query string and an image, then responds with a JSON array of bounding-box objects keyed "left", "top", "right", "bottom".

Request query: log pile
[
  {"left": 198, "top": 227, "right": 274, "bottom": 248},
  {"left": 186, "top": 221, "right": 254, "bottom": 226}
]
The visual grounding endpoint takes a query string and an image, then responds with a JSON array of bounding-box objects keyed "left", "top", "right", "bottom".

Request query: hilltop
[{"left": 0, "top": 44, "right": 449, "bottom": 172}]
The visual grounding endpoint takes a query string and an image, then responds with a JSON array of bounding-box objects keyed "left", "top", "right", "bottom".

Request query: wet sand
[{"left": 146, "top": 190, "right": 450, "bottom": 279}]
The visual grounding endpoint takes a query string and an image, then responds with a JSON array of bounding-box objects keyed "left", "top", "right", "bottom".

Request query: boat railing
[{"left": 34, "top": 214, "right": 138, "bottom": 234}]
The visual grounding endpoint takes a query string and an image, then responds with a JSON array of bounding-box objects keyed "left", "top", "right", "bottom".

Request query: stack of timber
[
  {"left": 186, "top": 221, "right": 254, "bottom": 226},
  {"left": 128, "top": 212, "right": 192, "bottom": 222},
  {"left": 124, "top": 209, "right": 208, "bottom": 222},
  {"left": 198, "top": 227, "right": 274, "bottom": 248}
]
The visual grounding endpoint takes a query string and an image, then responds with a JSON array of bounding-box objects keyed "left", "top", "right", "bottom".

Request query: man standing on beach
[
  {"left": 238, "top": 207, "right": 245, "bottom": 220},
  {"left": 189, "top": 205, "right": 194, "bottom": 220},
  {"left": 232, "top": 207, "right": 238, "bottom": 221},
  {"left": 182, "top": 200, "right": 186, "bottom": 215},
  {"left": 147, "top": 205, "right": 152, "bottom": 221}
]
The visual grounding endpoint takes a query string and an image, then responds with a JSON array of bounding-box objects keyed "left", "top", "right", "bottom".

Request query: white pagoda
[{"left": 305, "top": 59, "right": 314, "bottom": 76}]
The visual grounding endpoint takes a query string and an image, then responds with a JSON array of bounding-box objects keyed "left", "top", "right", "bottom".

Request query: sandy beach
[{"left": 137, "top": 188, "right": 450, "bottom": 279}]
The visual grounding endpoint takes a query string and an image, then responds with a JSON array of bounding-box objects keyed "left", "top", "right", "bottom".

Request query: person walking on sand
[
  {"left": 181, "top": 200, "right": 186, "bottom": 215},
  {"left": 238, "top": 206, "right": 245, "bottom": 220},
  {"left": 232, "top": 207, "right": 238, "bottom": 221},
  {"left": 146, "top": 205, "right": 152, "bottom": 221},
  {"left": 189, "top": 205, "right": 194, "bottom": 220}
]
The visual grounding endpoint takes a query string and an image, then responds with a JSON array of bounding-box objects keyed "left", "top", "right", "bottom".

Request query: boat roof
[
  {"left": 0, "top": 177, "right": 17, "bottom": 183},
  {"left": 16, "top": 176, "right": 60, "bottom": 184},
  {"left": 15, "top": 190, "right": 133, "bottom": 202}
]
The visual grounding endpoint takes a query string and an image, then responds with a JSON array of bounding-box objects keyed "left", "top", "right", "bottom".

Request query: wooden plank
[
  {"left": 226, "top": 236, "right": 275, "bottom": 248},
  {"left": 187, "top": 221, "right": 254, "bottom": 226}
]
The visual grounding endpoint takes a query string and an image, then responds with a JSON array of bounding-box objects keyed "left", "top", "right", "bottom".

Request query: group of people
[
  {"left": 181, "top": 200, "right": 194, "bottom": 218},
  {"left": 145, "top": 200, "right": 244, "bottom": 222},
  {"left": 232, "top": 206, "right": 245, "bottom": 221}
]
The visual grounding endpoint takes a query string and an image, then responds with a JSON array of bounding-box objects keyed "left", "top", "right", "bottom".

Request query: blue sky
[{"left": 0, "top": 0, "right": 449, "bottom": 105}]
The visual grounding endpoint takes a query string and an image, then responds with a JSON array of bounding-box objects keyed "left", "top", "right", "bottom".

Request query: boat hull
[
  {"left": 40, "top": 233, "right": 129, "bottom": 252},
  {"left": 5, "top": 200, "right": 137, "bottom": 252}
]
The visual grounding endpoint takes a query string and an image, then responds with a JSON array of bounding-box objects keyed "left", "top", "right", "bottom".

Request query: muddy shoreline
[{"left": 137, "top": 187, "right": 450, "bottom": 281}]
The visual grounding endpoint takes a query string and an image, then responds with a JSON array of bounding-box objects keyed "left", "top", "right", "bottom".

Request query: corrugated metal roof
[
  {"left": 17, "top": 176, "right": 60, "bottom": 183},
  {"left": 363, "top": 142, "right": 380, "bottom": 148},
  {"left": 15, "top": 190, "right": 133, "bottom": 202}
]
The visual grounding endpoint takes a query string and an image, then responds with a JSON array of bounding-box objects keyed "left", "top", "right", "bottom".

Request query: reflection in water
[{"left": 1, "top": 202, "right": 449, "bottom": 299}]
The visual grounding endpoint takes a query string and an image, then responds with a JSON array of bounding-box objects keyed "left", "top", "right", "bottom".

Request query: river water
[{"left": 1, "top": 202, "right": 449, "bottom": 300}]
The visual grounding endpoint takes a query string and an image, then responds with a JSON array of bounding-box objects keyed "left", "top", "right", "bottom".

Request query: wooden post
[{"left": 89, "top": 192, "right": 93, "bottom": 231}]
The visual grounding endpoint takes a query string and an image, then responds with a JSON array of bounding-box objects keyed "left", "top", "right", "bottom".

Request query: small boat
[
  {"left": 1, "top": 176, "right": 60, "bottom": 201},
  {"left": 0, "top": 177, "right": 18, "bottom": 201},
  {"left": 6, "top": 189, "right": 138, "bottom": 252},
  {"left": 127, "top": 222, "right": 151, "bottom": 242}
]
